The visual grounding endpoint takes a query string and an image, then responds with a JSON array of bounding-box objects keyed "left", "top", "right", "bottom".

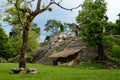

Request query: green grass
[
  {"left": 0, "top": 63, "right": 120, "bottom": 80},
  {"left": 76, "top": 61, "right": 108, "bottom": 69}
]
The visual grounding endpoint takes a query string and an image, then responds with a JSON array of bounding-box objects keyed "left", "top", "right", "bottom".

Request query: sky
[{"left": 1, "top": 0, "right": 120, "bottom": 42}]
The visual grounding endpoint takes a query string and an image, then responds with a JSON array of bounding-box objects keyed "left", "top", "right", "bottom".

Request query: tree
[
  {"left": 44, "top": 19, "right": 76, "bottom": 42},
  {"left": 44, "top": 19, "right": 64, "bottom": 35},
  {"left": 115, "top": 13, "right": 120, "bottom": 35},
  {"left": 0, "top": 27, "right": 9, "bottom": 60},
  {"left": 76, "top": 0, "right": 107, "bottom": 61},
  {"left": 44, "top": 19, "right": 75, "bottom": 35},
  {"left": 105, "top": 14, "right": 120, "bottom": 35},
  {"left": 105, "top": 21, "right": 117, "bottom": 35},
  {"left": 4, "top": 0, "right": 80, "bottom": 68}
]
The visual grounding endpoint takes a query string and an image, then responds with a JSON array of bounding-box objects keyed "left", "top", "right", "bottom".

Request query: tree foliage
[
  {"left": 76, "top": 0, "right": 107, "bottom": 60},
  {"left": 105, "top": 14, "right": 120, "bottom": 35},
  {"left": 105, "top": 22, "right": 117, "bottom": 35},
  {"left": 0, "top": 27, "right": 8, "bottom": 59},
  {"left": 44, "top": 19, "right": 64, "bottom": 34},
  {"left": 44, "top": 19, "right": 75, "bottom": 36},
  {"left": 27, "top": 23, "right": 40, "bottom": 51},
  {"left": 76, "top": 0, "right": 107, "bottom": 46},
  {"left": 9, "top": 23, "right": 40, "bottom": 54},
  {"left": 0, "top": 27, "right": 15, "bottom": 60},
  {"left": 115, "top": 14, "right": 120, "bottom": 35}
]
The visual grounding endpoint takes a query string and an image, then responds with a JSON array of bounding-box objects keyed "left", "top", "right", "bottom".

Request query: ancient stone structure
[
  {"left": 32, "top": 32, "right": 98, "bottom": 66},
  {"left": 49, "top": 48, "right": 81, "bottom": 66}
]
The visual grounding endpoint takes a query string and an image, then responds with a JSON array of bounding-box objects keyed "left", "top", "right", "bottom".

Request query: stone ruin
[
  {"left": 32, "top": 32, "right": 98, "bottom": 65},
  {"left": 49, "top": 32, "right": 76, "bottom": 48}
]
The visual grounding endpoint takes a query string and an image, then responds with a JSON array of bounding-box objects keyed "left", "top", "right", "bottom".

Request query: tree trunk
[
  {"left": 96, "top": 43, "right": 106, "bottom": 61},
  {"left": 19, "top": 26, "right": 29, "bottom": 68}
]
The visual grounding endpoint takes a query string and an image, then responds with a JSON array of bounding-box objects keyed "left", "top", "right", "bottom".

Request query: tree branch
[
  {"left": 18, "top": 7, "right": 33, "bottom": 15},
  {"left": 53, "top": 1, "right": 81, "bottom": 11},
  {"left": 40, "top": 1, "right": 53, "bottom": 13},
  {"left": 16, "top": 0, "right": 81, "bottom": 19},
  {"left": 33, "top": 0, "right": 53, "bottom": 16},
  {"left": 36, "top": 0, "right": 41, "bottom": 10},
  {"left": 41, "top": 0, "right": 81, "bottom": 12},
  {"left": 14, "top": 0, "right": 24, "bottom": 27}
]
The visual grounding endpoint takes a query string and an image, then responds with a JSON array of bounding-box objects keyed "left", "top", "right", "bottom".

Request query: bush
[{"left": 111, "top": 44, "right": 120, "bottom": 60}]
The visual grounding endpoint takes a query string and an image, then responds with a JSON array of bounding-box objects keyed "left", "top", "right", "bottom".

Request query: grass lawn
[{"left": 0, "top": 63, "right": 120, "bottom": 80}]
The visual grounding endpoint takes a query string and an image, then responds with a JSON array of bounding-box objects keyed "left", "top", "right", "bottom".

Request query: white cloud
[
  {"left": 55, "top": 0, "right": 120, "bottom": 23},
  {"left": 61, "top": 0, "right": 120, "bottom": 22},
  {"left": 106, "top": 0, "right": 120, "bottom": 22}
]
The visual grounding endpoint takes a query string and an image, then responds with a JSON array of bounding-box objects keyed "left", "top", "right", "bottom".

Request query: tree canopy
[
  {"left": 0, "top": 27, "right": 10, "bottom": 60},
  {"left": 76, "top": 0, "right": 107, "bottom": 60}
]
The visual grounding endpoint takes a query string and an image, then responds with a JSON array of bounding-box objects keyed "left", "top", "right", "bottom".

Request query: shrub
[{"left": 111, "top": 44, "right": 120, "bottom": 60}]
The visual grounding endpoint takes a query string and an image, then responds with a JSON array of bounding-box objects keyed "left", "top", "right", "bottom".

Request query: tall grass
[{"left": 0, "top": 63, "right": 120, "bottom": 80}]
